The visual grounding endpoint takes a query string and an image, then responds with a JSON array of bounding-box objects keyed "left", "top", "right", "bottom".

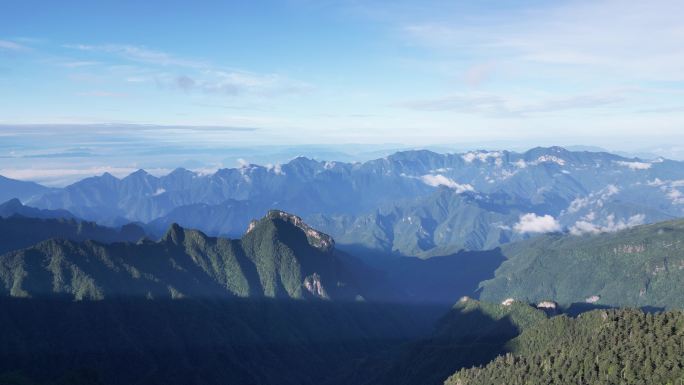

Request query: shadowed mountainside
[{"left": 0, "top": 297, "right": 448, "bottom": 385}]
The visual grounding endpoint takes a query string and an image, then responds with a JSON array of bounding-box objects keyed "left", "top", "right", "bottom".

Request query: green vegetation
[
  {"left": 5, "top": 207, "right": 684, "bottom": 385},
  {"left": 480, "top": 218, "right": 684, "bottom": 309},
  {"left": 368, "top": 298, "right": 547, "bottom": 385},
  {"left": 446, "top": 308, "right": 684, "bottom": 385},
  {"left": 0, "top": 211, "right": 363, "bottom": 301}
]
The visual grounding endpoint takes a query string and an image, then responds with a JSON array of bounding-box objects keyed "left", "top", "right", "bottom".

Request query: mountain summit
[{"left": 0, "top": 211, "right": 363, "bottom": 301}]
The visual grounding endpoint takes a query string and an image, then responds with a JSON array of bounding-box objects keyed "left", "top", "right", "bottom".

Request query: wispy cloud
[
  {"left": 64, "top": 44, "right": 206, "bottom": 68},
  {"left": 172, "top": 71, "right": 312, "bottom": 97},
  {"left": 63, "top": 43, "right": 312, "bottom": 97},
  {"left": 0, "top": 39, "right": 29, "bottom": 51},
  {"left": 76, "top": 91, "right": 129, "bottom": 98},
  {"left": 397, "top": 90, "right": 626, "bottom": 117},
  {"left": 402, "top": 0, "right": 684, "bottom": 81},
  {"left": 60, "top": 61, "right": 100, "bottom": 68}
]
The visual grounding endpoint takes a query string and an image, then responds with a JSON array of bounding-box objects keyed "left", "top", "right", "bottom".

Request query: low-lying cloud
[
  {"left": 420, "top": 174, "right": 474, "bottom": 193},
  {"left": 570, "top": 213, "right": 646, "bottom": 235},
  {"left": 514, "top": 213, "right": 561, "bottom": 234}
]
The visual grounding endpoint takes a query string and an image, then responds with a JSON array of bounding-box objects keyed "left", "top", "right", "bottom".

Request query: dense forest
[
  {"left": 480, "top": 218, "right": 684, "bottom": 309},
  {"left": 446, "top": 308, "right": 684, "bottom": 385},
  {"left": 3, "top": 203, "right": 684, "bottom": 384}
]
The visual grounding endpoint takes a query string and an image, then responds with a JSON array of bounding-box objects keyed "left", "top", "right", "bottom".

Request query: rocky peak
[
  {"left": 163, "top": 223, "right": 186, "bottom": 245},
  {"left": 100, "top": 172, "right": 118, "bottom": 181},
  {"left": 536, "top": 300, "right": 557, "bottom": 310},
  {"left": 129, "top": 169, "right": 149, "bottom": 177},
  {"left": 303, "top": 273, "right": 329, "bottom": 299},
  {"left": 263, "top": 210, "right": 335, "bottom": 252}
]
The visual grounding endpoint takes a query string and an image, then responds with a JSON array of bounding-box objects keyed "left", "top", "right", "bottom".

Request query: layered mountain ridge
[
  {"left": 0, "top": 210, "right": 364, "bottom": 301},
  {"left": 6, "top": 146, "right": 680, "bottom": 258}
]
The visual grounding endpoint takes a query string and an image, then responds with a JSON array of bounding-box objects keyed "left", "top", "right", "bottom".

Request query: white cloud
[
  {"left": 570, "top": 214, "right": 646, "bottom": 235},
  {"left": 64, "top": 43, "right": 311, "bottom": 97},
  {"left": 514, "top": 213, "right": 561, "bottom": 234},
  {"left": 514, "top": 159, "right": 527, "bottom": 168},
  {"left": 266, "top": 163, "right": 285, "bottom": 175},
  {"left": 173, "top": 71, "right": 311, "bottom": 97},
  {"left": 398, "top": 90, "right": 628, "bottom": 117},
  {"left": 0, "top": 40, "right": 28, "bottom": 51},
  {"left": 461, "top": 150, "right": 502, "bottom": 163},
  {"left": 402, "top": 0, "right": 684, "bottom": 82},
  {"left": 60, "top": 61, "right": 100, "bottom": 68},
  {"left": 615, "top": 160, "right": 652, "bottom": 170},
  {"left": 565, "top": 184, "right": 621, "bottom": 214},
  {"left": 420, "top": 174, "right": 474, "bottom": 193},
  {"left": 567, "top": 197, "right": 590, "bottom": 214},
  {"left": 64, "top": 44, "right": 207, "bottom": 68},
  {"left": 645, "top": 179, "right": 684, "bottom": 204},
  {"left": 601, "top": 184, "right": 620, "bottom": 198},
  {"left": 531, "top": 155, "right": 566, "bottom": 166},
  {"left": 667, "top": 188, "right": 684, "bottom": 204}
]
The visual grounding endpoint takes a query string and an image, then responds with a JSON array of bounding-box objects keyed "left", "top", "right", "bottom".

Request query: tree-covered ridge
[
  {"left": 370, "top": 298, "right": 548, "bottom": 385},
  {"left": 0, "top": 210, "right": 363, "bottom": 301},
  {"left": 446, "top": 308, "right": 684, "bottom": 385},
  {"left": 480, "top": 218, "right": 684, "bottom": 309}
]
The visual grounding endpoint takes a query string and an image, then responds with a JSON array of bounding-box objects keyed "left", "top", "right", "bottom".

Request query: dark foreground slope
[
  {"left": 0, "top": 209, "right": 456, "bottom": 385},
  {"left": 446, "top": 308, "right": 684, "bottom": 385},
  {"left": 365, "top": 298, "right": 547, "bottom": 385},
  {"left": 0, "top": 298, "right": 446, "bottom": 385},
  {"left": 480, "top": 218, "right": 684, "bottom": 309}
]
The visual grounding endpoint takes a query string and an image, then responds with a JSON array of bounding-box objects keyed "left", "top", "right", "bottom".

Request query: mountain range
[
  {"left": 3, "top": 146, "right": 684, "bottom": 384},
  {"left": 1, "top": 192, "right": 684, "bottom": 384},
  {"left": 3, "top": 146, "right": 682, "bottom": 259}
]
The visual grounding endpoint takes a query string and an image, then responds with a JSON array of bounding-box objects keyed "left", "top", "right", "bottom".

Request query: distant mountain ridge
[
  {"left": 0, "top": 175, "right": 53, "bottom": 203},
  {"left": 0, "top": 198, "right": 76, "bottom": 220},
  {"left": 3, "top": 146, "right": 683, "bottom": 257},
  {"left": 0, "top": 215, "right": 145, "bottom": 256}
]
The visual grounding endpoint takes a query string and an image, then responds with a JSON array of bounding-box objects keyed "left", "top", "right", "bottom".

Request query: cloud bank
[
  {"left": 514, "top": 213, "right": 561, "bottom": 234},
  {"left": 420, "top": 174, "right": 474, "bottom": 193}
]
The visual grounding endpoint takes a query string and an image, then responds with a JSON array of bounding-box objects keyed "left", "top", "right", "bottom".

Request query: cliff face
[{"left": 249, "top": 210, "right": 335, "bottom": 253}]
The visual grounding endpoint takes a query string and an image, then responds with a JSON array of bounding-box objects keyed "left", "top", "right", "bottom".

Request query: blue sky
[{"left": 1, "top": 0, "right": 684, "bottom": 184}]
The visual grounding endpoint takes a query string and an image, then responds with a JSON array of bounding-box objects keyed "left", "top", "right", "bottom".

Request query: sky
[{"left": 1, "top": 0, "right": 684, "bottom": 185}]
